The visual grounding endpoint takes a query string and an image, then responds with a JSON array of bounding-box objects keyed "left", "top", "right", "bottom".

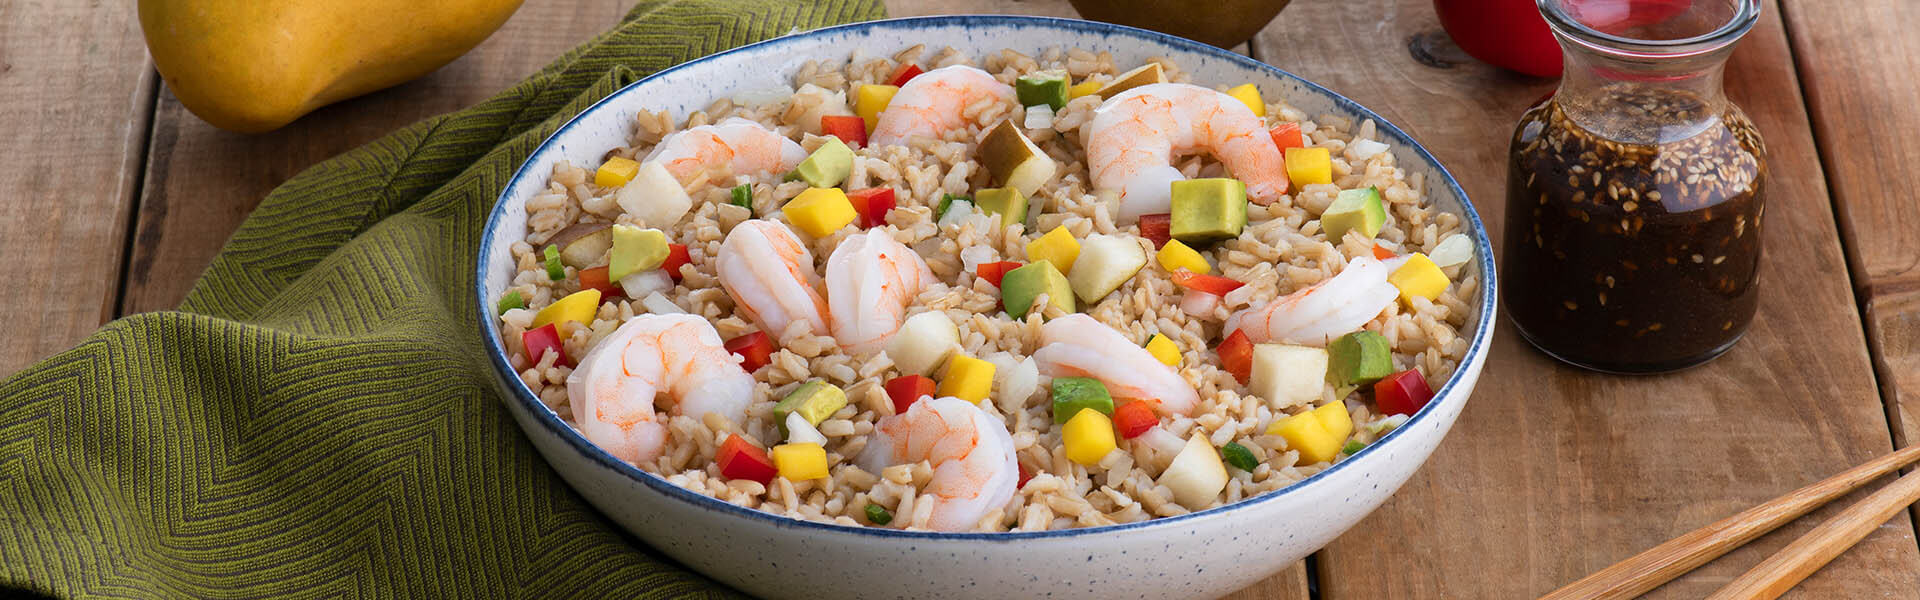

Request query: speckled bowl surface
[{"left": 476, "top": 15, "right": 1496, "bottom": 600}]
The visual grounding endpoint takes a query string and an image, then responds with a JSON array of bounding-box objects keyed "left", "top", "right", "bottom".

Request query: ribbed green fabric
[{"left": 0, "top": 1, "right": 882, "bottom": 596}]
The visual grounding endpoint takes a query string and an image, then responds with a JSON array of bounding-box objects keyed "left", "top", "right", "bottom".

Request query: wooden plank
[
  {"left": 1248, "top": 0, "right": 1920, "bottom": 598},
  {"left": 0, "top": 0, "right": 156, "bottom": 372},
  {"left": 118, "top": 0, "right": 634, "bottom": 313},
  {"left": 1779, "top": 0, "right": 1920, "bottom": 447}
]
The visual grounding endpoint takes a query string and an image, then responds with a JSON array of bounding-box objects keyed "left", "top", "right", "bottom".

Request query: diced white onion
[
  {"left": 1023, "top": 104, "right": 1056, "bottom": 130},
  {"left": 785, "top": 412, "right": 828, "bottom": 445},
  {"left": 1428, "top": 233, "right": 1474, "bottom": 268},
  {"left": 1180, "top": 290, "right": 1221, "bottom": 317},
  {"left": 937, "top": 199, "right": 976, "bottom": 227},
  {"left": 1345, "top": 138, "right": 1390, "bottom": 162},
  {"left": 1001, "top": 357, "right": 1039, "bottom": 411},
  {"left": 731, "top": 84, "right": 796, "bottom": 107},
  {"left": 619, "top": 269, "right": 675, "bottom": 298},
  {"left": 1367, "top": 414, "right": 1411, "bottom": 435},
  {"left": 960, "top": 245, "right": 997, "bottom": 275},
  {"left": 641, "top": 291, "right": 685, "bottom": 315}
]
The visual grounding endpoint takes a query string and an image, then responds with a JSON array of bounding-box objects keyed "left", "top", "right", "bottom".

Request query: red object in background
[
  {"left": 577, "top": 266, "right": 625, "bottom": 298},
  {"left": 1170, "top": 271, "right": 1245, "bottom": 296},
  {"left": 1374, "top": 369, "right": 1436, "bottom": 416},
  {"left": 975, "top": 261, "right": 1022, "bottom": 287},
  {"left": 821, "top": 115, "right": 868, "bottom": 148},
  {"left": 1111, "top": 401, "right": 1159, "bottom": 439},
  {"left": 848, "top": 188, "right": 896, "bottom": 228},
  {"left": 717, "top": 435, "right": 779, "bottom": 484},
  {"left": 1269, "top": 122, "right": 1304, "bottom": 153},
  {"left": 1434, "top": 0, "right": 1562, "bottom": 77},
  {"left": 522, "top": 323, "right": 567, "bottom": 366},
  {"left": 1137, "top": 213, "right": 1172, "bottom": 249},
  {"left": 887, "top": 63, "right": 924, "bottom": 87},
  {"left": 725, "top": 331, "right": 774, "bottom": 372},
  {"left": 662, "top": 243, "right": 691, "bottom": 282},
  {"left": 1217, "top": 329, "right": 1253, "bottom": 384},
  {"left": 885, "top": 375, "right": 937, "bottom": 415}
]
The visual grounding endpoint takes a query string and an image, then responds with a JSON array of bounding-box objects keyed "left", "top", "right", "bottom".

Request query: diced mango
[
  {"left": 1144, "top": 334, "right": 1181, "bottom": 367},
  {"left": 1388, "top": 252, "right": 1450, "bottom": 305},
  {"left": 1068, "top": 80, "right": 1102, "bottom": 99},
  {"left": 1285, "top": 147, "right": 1332, "bottom": 188},
  {"left": 1156, "top": 238, "right": 1211, "bottom": 275},
  {"left": 856, "top": 84, "right": 899, "bottom": 132},
  {"left": 939, "top": 354, "right": 996, "bottom": 403},
  {"left": 1226, "top": 84, "right": 1265, "bottom": 117},
  {"left": 772, "top": 443, "right": 829, "bottom": 480},
  {"left": 1026, "top": 226, "right": 1081, "bottom": 274},
  {"left": 782, "top": 187, "right": 858, "bottom": 238},
  {"left": 595, "top": 156, "right": 640, "bottom": 188},
  {"left": 1267, "top": 410, "right": 1341, "bottom": 465},
  {"left": 1312, "top": 401, "right": 1354, "bottom": 441},
  {"left": 532, "top": 289, "right": 602, "bottom": 330},
  {"left": 1062, "top": 408, "right": 1118, "bottom": 465}
]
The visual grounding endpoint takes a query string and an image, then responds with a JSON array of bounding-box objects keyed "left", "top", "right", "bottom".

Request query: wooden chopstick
[
  {"left": 1706, "top": 467, "right": 1920, "bottom": 599},
  {"left": 1537, "top": 443, "right": 1920, "bottom": 600}
]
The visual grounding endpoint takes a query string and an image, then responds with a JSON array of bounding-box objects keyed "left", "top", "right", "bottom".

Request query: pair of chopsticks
[{"left": 1539, "top": 444, "right": 1920, "bottom": 600}]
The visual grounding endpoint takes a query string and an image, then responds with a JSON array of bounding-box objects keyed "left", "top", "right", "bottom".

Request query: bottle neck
[{"left": 1537, "top": 0, "right": 1758, "bottom": 144}]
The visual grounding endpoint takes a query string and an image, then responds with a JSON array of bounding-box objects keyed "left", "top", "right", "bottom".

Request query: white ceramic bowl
[{"left": 476, "top": 15, "right": 1496, "bottom": 600}]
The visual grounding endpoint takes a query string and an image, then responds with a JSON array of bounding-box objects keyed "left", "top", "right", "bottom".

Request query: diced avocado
[
  {"left": 1068, "top": 234, "right": 1146, "bottom": 304},
  {"left": 1326, "top": 331, "right": 1393, "bottom": 387},
  {"left": 772, "top": 380, "right": 848, "bottom": 436},
  {"left": 1051, "top": 376, "right": 1115, "bottom": 423},
  {"left": 1170, "top": 178, "right": 1248, "bottom": 245},
  {"left": 1321, "top": 187, "right": 1386, "bottom": 241},
  {"left": 609, "top": 225, "right": 669, "bottom": 281},
  {"left": 1093, "top": 62, "right": 1166, "bottom": 98},
  {"left": 979, "top": 119, "right": 1058, "bottom": 196},
  {"left": 790, "top": 138, "right": 853, "bottom": 188},
  {"left": 974, "top": 187, "right": 1028, "bottom": 225},
  {"left": 1016, "top": 70, "right": 1070, "bottom": 110},
  {"left": 1000, "top": 260, "right": 1075, "bottom": 317}
]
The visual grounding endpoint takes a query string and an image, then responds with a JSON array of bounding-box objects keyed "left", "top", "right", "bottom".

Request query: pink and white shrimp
[
  {"left": 566, "top": 314, "right": 755, "bottom": 465},
  {"left": 825, "top": 231, "right": 935, "bottom": 355},
  {"left": 644, "top": 117, "right": 807, "bottom": 183},
  {"left": 870, "top": 65, "right": 1017, "bottom": 147},
  {"left": 856, "top": 397, "right": 1019, "bottom": 532},
  {"left": 1083, "top": 83, "right": 1289, "bottom": 221},
  {"left": 1225, "top": 256, "right": 1399, "bottom": 346},
  {"left": 1031, "top": 314, "right": 1199, "bottom": 417},
  {"left": 717, "top": 220, "right": 830, "bottom": 339}
]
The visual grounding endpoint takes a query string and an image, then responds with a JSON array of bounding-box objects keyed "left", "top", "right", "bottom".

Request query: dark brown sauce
[{"left": 1502, "top": 89, "right": 1767, "bottom": 373}]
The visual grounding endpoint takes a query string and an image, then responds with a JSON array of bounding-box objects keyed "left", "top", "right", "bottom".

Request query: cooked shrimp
[
  {"left": 566, "top": 314, "right": 755, "bottom": 465},
  {"left": 1031, "top": 314, "right": 1199, "bottom": 417},
  {"left": 825, "top": 231, "right": 936, "bottom": 355},
  {"left": 856, "top": 397, "right": 1019, "bottom": 532},
  {"left": 1225, "top": 256, "right": 1399, "bottom": 346},
  {"left": 644, "top": 117, "right": 807, "bottom": 183},
  {"left": 870, "top": 65, "right": 1017, "bottom": 147},
  {"left": 1083, "top": 83, "right": 1289, "bottom": 222},
  {"left": 717, "top": 220, "right": 830, "bottom": 339}
]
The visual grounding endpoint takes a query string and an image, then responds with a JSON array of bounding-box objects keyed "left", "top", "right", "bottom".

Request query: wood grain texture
[
  {"left": 1707, "top": 469, "right": 1920, "bottom": 600},
  {"left": 1778, "top": 0, "right": 1920, "bottom": 448},
  {"left": 1249, "top": 0, "right": 1920, "bottom": 598},
  {"left": 0, "top": 0, "right": 156, "bottom": 372}
]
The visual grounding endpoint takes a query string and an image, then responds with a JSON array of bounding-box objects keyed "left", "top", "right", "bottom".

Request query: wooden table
[{"left": 5, "top": 0, "right": 1915, "bottom": 597}]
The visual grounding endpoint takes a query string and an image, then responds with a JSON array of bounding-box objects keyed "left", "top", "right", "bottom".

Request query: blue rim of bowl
[{"left": 476, "top": 14, "right": 1496, "bottom": 541}]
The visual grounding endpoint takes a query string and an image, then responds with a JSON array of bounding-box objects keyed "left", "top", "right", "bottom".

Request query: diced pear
[
  {"left": 1093, "top": 62, "right": 1167, "bottom": 98},
  {"left": 974, "top": 187, "right": 1028, "bottom": 225},
  {"left": 1068, "top": 234, "right": 1147, "bottom": 304},
  {"left": 1157, "top": 432, "right": 1228, "bottom": 510},
  {"left": 887, "top": 311, "right": 960, "bottom": 376},
  {"left": 979, "top": 119, "right": 1057, "bottom": 196},
  {"left": 616, "top": 161, "right": 694, "bottom": 228},
  {"left": 1248, "top": 343, "right": 1330, "bottom": 407},
  {"left": 546, "top": 222, "right": 612, "bottom": 269}
]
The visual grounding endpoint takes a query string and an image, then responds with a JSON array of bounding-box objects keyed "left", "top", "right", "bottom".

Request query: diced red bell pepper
[
  {"left": 1374, "top": 369, "right": 1435, "bottom": 416},
  {"left": 1170, "top": 271, "right": 1246, "bottom": 296},
  {"left": 848, "top": 188, "right": 897, "bottom": 229},
  {"left": 716, "top": 434, "right": 779, "bottom": 484},
  {"left": 1270, "top": 122, "right": 1304, "bottom": 153},
  {"left": 1218, "top": 329, "right": 1253, "bottom": 384},
  {"left": 975, "top": 261, "right": 1022, "bottom": 287},
  {"left": 522, "top": 323, "right": 567, "bottom": 366},
  {"left": 821, "top": 115, "right": 868, "bottom": 148},
  {"left": 725, "top": 331, "right": 774, "bottom": 372},
  {"left": 577, "top": 266, "right": 625, "bottom": 298},
  {"left": 1111, "top": 401, "right": 1159, "bottom": 439},
  {"left": 1138, "top": 213, "right": 1172, "bottom": 249},
  {"left": 887, "top": 63, "right": 924, "bottom": 87},
  {"left": 661, "top": 243, "right": 692, "bottom": 282},
  {"left": 1016, "top": 463, "right": 1033, "bottom": 489},
  {"left": 1371, "top": 244, "right": 1396, "bottom": 260},
  {"left": 885, "top": 374, "right": 938, "bottom": 415}
]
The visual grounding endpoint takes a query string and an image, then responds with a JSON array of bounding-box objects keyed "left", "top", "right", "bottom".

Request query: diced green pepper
[
  {"left": 1016, "top": 70, "right": 1070, "bottom": 110},
  {"left": 1050, "top": 376, "right": 1114, "bottom": 423},
  {"left": 1170, "top": 178, "right": 1248, "bottom": 245},
  {"left": 1220, "top": 442, "right": 1257, "bottom": 472},
  {"left": 543, "top": 245, "right": 564, "bottom": 280},
  {"left": 1341, "top": 439, "right": 1366, "bottom": 456},
  {"left": 772, "top": 380, "right": 848, "bottom": 436},
  {"left": 730, "top": 184, "right": 753, "bottom": 210},
  {"left": 1326, "top": 331, "right": 1394, "bottom": 386},
  {"left": 496, "top": 290, "right": 525, "bottom": 315},
  {"left": 865, "top": 503, "right": 893, "bottom": 525}
]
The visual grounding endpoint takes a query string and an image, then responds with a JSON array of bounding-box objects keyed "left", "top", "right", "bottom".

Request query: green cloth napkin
[{"left": 0, "top": 1, "right": 882, "bottom": 596}]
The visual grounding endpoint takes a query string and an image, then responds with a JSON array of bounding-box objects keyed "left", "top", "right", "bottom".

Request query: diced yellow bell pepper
[
  {"left": 772, "top": 443, "right": 829, "bottom": 480},
  {"left": 1267, "top": 410, "right": 1341, "bottom": 465},
  {"left": 1311, "top": 401, "right": 1353, "bottom": 441},
  {"left": 1062, "top": 408, "right": 1117, "bottom": 465},
  {"left": 782, "top": 187, "right": 858, "bottom": 238},
  {"left": 532, "top": 289, "right": 602, "bottom": 330},
  {"left": 1225, "top": 84, "right": 1265, "bottom": 117},
  {"left": 1285, "top": 147, "right": 1332, "bottom": 188},
  {"left": 856, "top": 84, "right": 900, "bottom": 132},
  {"left": 1155, "top": 238, "right": 1211, "bottom": 275},
  {"left": 1067, "top": 80, "right": 1102, "bottom": 100},
  {"left": 1144, "top": 334, "right": 1181, "bottom": 367},
  {"left": 1026, "top": 226, "right": 1081, "bottom": 274},
  {"left": 594, "top": 156, "right": 641, "bottom": 188},
  {"left": 939, "top": 354, "right": 996, "bottom": 404},
  {"left": 1387, "top": 252, "right": 1450, "bottom": 305}
]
